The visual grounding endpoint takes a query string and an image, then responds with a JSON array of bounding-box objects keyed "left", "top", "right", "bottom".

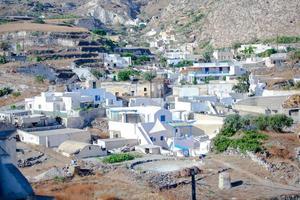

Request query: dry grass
[{"left": 0, "top": 22, "right": 88, "bottom": 33}]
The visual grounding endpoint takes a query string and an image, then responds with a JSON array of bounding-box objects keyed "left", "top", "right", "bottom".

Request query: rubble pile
[
  {"left": 17, "top": 153, "right": 47, "bottom": 168},
  {"left": 282, "top": 95, "right": 300, "bottom": 109}
]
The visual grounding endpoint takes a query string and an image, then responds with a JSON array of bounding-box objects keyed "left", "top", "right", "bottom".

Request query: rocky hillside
[
  {"left": 143, "top": 0, "right": 300, "bottom": 48},
  {"left": 1, "top": 0, "right": 299, "bottom": 48}
]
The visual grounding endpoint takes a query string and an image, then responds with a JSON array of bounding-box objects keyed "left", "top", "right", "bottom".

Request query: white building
[
  {"left": 174, "top": 97, "right": 218, "bottom": 115},
  {"left": 17, "top": 128, "right": 91, "bottom": 148},
  {"left": 179, "top": 62, "right": 245, "bottom": 83},
  {"left": 129, "top": 97, "right": 165, "bottom": 107},
  {"left": 58, "top": 140, "right": 107, "bottom": 159},
  {"left": 107, "top": 106, "right": 210, "bottom": 157},
  {"left": 265, "top": 53, "right": 288, "bottom": 68},
  {"left": 25, "top": 89, "right": 122, "bottom": 116},
  {"left": 164, "top": 49, "right": 194, "bottom": 65},
  {"left": 102, "top": 53, "right": 132, "bottom": 68},
  {"left": 212, "top": 49, "right": 234, "bottom": 62}
]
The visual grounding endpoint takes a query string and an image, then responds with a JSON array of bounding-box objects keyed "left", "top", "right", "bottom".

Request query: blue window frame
[{"left": 95, "top": 95, "right": 101, "bottom": 101}]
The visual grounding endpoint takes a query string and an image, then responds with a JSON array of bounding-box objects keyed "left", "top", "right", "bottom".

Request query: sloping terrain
[{"left": 1, "top": 0, "right": 300, "bottom": 48}]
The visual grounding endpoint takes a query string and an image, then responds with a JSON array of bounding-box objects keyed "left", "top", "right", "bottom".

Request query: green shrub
[
  {"left": 0, "top": 55, "right": 6, "bottom": 64},
  {"left": 268, "top": 114, "right": 293, "bottom": 132},
  {"left": 253, "top": 115, "right": 269, "bottom": 131},
  {"left": 12, "top": 91, "right": 21, "bottom": 97},
  {"left": 213, "top": 136, "right": 232, "bottom": 152},
  {"left": 35, "top": 75, "right": 45, "bottom": 83},
  {"left": 33, "top": 18, "right": 45, "bottom": 24},
  {"left": 257, "top": 48, "right": 277, "bottom": 57},
  {"left": 103, "top": 153, "right": 136, "bottom": 163},
  {"left": 92, "top": 29, "right": 107, "bottom": 36},
  {"left": 0, "top": 87, "right": 13, "bottom": 97}
]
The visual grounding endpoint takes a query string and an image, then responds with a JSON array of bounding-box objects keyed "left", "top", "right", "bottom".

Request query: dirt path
[{"left": 210, "top": 157, "right": 300, "bottom": 192}]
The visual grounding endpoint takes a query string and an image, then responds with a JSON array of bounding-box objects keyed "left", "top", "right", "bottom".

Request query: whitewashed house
[
  {"left": 107, "top": 106, "right": 210, "bottom": 157},
  {"left": 179, "top": 62, "right": 245, "bottom": 84},
  {"left": 103, "top": 53, "right": 132, "bottom": 68},
  {"left": 164, "top": 49, "right": 194, "bottom": 65},
  {"left": 25, "top": 89, "right": 122, "bottom": 117}
]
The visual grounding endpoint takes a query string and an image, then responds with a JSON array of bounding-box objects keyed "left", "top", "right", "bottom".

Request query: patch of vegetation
[
  {"left": 91, "top": 69, "right": 103, "bottom": 80},
  {"left": 117, "top": 69, "right": 140, "bottom": 81},
  {"left": 33, "top": 18, "right": 45, "bottom": 24},
  {"left": 213, "top": 114, "right": 293, "bottom": 153},
  {"left": 53, "top": 176, "right": 65, "bottom": 183},
  {"left": 170, "top": 60, "right": 193, "bottom": 68},
  {"left": 121, "top": 53, "right": 150, "bottom": 66},
  {"left": 35, "top": 75, "right": 45, "bottom": 83},
  {"left": 232, "top": 72, "right": 250, "bottom": 93},
  {"left": 12, "top": 91, "right": 21, "bottom": 97},
  {"left": 48, "top": 14, "right": 80, "bottom": 19},
  {"left": 202, "top": 44, "right": 214, "bottom": 62},
  {"left": 0, "top": 55, "right": 6, "bottom": 64},
  {"left": 92, "top": 29, "right": 107, "bottom": 36},
  {"left": 263, "top": 36, "right": 300, "bottom": 44},
  {"left": 0, "top": 87, "right": 13, "bottom": 97},
  {"left": 257, "top": 48, "right": 277, "bottom": 57},
  {"left": 10, "top": 105, "right": 17, "bottom": 110},
  {"left": 103, "top": 153, "right": 136, "bottom": 163},
  {"left": 0, "top": 19, "right": 11, "bottom": 25}
]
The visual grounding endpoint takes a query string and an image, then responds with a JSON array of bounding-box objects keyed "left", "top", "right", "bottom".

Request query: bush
[
  {"left": 91, "top": 69, "right": 103, "bottom": 80},
  {"left": 253, "top": 115, "right": 269, "bottom": 131},
  {"left": 213, "top": 136, "right": 232, "bottom": 152},
  {"left": 92, "top": 29, "right": 107, "bottom": 36},
  {"left": 268, "top": 114, "right": 293, "bottom": 132},
  {"left": 220, "top": 114, "right": 244, "bottom": 136},
  {"left": 103, "top": 153, "right": 136, "bottom": 163},
  {"left": 0, "top": 55, "right": 6, "bottom": 64},
  {"left": 0, "top": 87, "right": 13, "bottom": 97},
  {"left": 35, "top": 75, "right": 45, "bottom": 83},
  {"left": 33, "top": 18, "right": 45, "bottom": 24},
  {"left": 213, "top": 131, "right": 268, "bottom": 153},
  {"left": 117, "top": 69, "right": 140, "bottom": 81},
  {"left": 257, "top": 48, "right": 277, "bottom": 58},
  {"left": 12, "top": 91, "right": 21, "bottom": 97}
]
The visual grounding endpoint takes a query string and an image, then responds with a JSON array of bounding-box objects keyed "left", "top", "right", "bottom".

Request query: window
[
  {"left": 89, "top": 146, "right": 91, "bottom": 150},
  {"left": 95, "top": 95, "right": 101, "bottom": 101},
  {"left": 175, "top": 128, "right": 178, "bottom": 133},
  {"left": 160, "top": 136, "right": 164, "bottom": 141},
  {"left": 144, "top": 87, "right": 147, "bottom": 91},
  {"left": 150, "top": 137, "right": 156, "bottom": 142},
  {"left": 160, "top": 115, "right": 166, "bottom": 122},
  {"left": 29, "top": 104, "right": 32, "bottom": 109},
  {"left": 38, "top": 105, "right": 41, "bottom": 109}
]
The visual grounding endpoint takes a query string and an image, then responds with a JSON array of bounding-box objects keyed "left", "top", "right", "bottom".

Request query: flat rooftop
[{"left": 25, "top": 128, "right": 89, "bottom": 137}]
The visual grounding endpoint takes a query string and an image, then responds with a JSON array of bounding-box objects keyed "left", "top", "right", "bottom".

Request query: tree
[
  {"left": 242, "top": 46, "right": 255, "bottom": 58},
  {"left": 143, "top": 71, "right": 156, "bottom": 98},
  {"left": 268, "top": 114, "right": 293, "bottom": 132},
  {"left": 0, "top": 56, "right": 6, "bottom": 64},
  {"left": 232, "top": 73, "right": 250, "bottom": 93}
]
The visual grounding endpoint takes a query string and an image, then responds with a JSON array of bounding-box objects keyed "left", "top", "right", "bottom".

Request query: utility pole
[{"left": 191, "top": 169, "right": 196, "bottom": 200}]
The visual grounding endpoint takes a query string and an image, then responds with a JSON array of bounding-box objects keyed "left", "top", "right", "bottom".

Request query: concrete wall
[
  {"left": 18, "top": 129, "right": 91, "bottom": 148},
  {"left": 262, "top": 90, "right": 300, "bottom": 97},
  {"left": 96, "top": 138, "right": 138, "bottom": 150}
]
